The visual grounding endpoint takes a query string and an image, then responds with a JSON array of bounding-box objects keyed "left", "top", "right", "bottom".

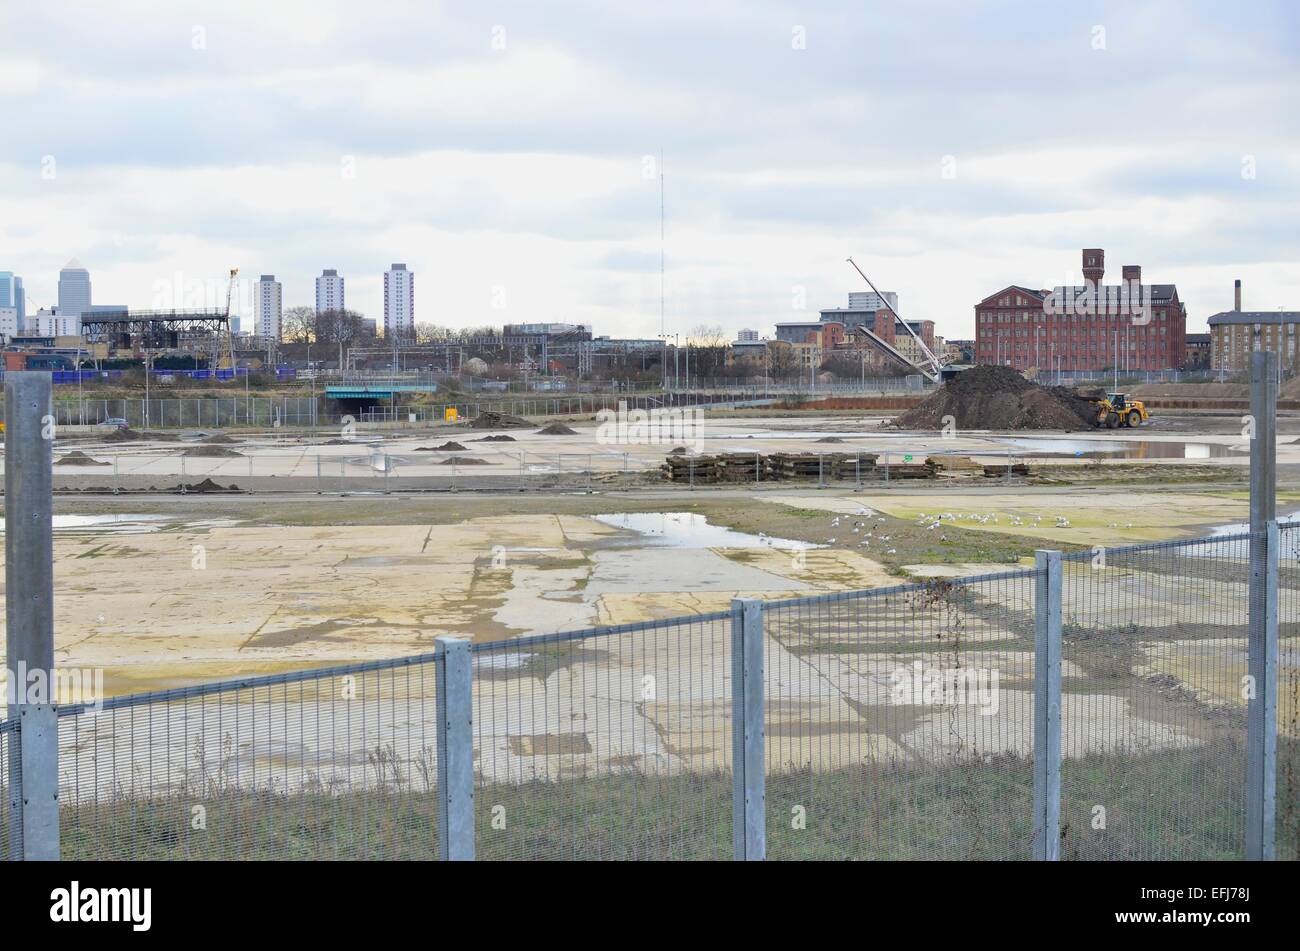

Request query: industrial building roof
[{"left": 1207, "top": 310, "right": 1300, "bottom": 325}]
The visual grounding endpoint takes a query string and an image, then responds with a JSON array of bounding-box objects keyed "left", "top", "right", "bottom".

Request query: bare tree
[
  {"left": 316, "top": 308, "right": 368, "bottom": 368},
  {"left": 766, "top": 341, "right": 801, "bottom": 381},
  {"left": 281, "top": 305, "right": 316, "bottom": 344}
]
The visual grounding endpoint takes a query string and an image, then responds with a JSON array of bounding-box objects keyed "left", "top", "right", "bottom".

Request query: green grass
[{"left": 46, "top": 740, "right": 1297, "bottom": 861}]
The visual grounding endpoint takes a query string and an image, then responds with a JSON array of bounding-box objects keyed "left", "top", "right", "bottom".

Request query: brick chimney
[
  {"left": 1234, "top": 279, "right": 1242, "bottom": 311},
  {"left": 1122, "top": 265, "right": 1141, "bottom": 284},
  {"left": 1082, "top": 248, "right": 1105, "bottom": 286}
]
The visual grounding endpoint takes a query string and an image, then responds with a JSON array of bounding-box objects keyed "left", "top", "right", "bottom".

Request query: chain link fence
[
  {"left": 763, "top": 571, "right": 1039, "bottom": 860},
  {"left": 54, "top": 658, "right": 440, "bottom": 860},
  {"left": 472, "top": 617, "right": 735, "bottom": 860},
  {"left": 0, "top": 528, "right": 1290, "bottom": 861},
  {"left": 1058, "top": 533, "right": 1253, "bottom": 860},
  {"left": 1, "top": 718, "right": 15, "bottom": 860},
  {"left": 1277, "top": 522, "right": 1300, "bottom": 861}
]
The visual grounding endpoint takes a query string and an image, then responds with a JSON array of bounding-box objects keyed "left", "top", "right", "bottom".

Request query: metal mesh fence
[
  {"left": 56, "top": 659, "right": 439, "bottom": 860},
  {"left": 1058, "top": 533, "right": 1253, "bottom": 860},
  {"left": 471, "top": 615, "right": 734, "bottom": 860},
  {"left": 1, "top": 717, "right": 15, "bottom": 860},
  {"left": 1277, "top": 523, "right": 1300, "bottom": 861},
  {"left": 40, "top": 444, "right": 665, "bottom": 495},
  {"left": 1, "top": 528, "right": 1290, "bottom": 861},
  {"left": 763, "top": 572, "right": 1039, "bottom": 860}
]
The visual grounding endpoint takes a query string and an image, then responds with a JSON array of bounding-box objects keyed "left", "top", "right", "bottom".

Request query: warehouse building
[{"left": 1207, "top": 280, "right": 1300, "bottom": 372}]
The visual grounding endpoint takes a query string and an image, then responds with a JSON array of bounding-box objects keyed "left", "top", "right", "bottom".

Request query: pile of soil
[
  {"left": 469, "top": 411, "right": 533, "bottom": 429},
  {"left": 415, "top": 441, "right": 467, "bottom": 452},
  {"left": 473, "top": 434, "right": 516, "bottom": 442},
  {"left": 437, "top": 456, "right": 493, "bottom": 465},
  {"left": 895, "top": 365, "right": 1095, "bottom": 431},
  {"left": 203, "top": 434, "right": 240, "bottom": 444},
  {"left": 181, "top": 445, "right": 243, "bottom": 458},
  {"left": 537, "top": 422, "right": 578, "bottom": 436},
  {"left": 102, "top": 428, "right": 142, "bottom": 442},
  {"left": 668, "top": 446, "right": 688, "bottom": 455},
  {"left": 170, "top": 478, "right": 239, "bottom": 493},
  {"left": 815, "top": 436, "right": 845, "bottom": 443},
  {"left": 55, "top": 451, "right": 110, "bottom": 466}
]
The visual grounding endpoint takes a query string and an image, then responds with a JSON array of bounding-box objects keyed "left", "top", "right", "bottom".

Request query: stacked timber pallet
[
  {"left": 830, "top": 453, "right": 879, "bottom": 479},
  {"left": 658, "top": 450, "right": 940, "bottom": 482},
  {"left": 715, "top": 453, "right": 764, "bottom": 482},
  {"left": 878, "top": 462, "right": 935, "bottom": 479},
  {"left": 661, "top": 453, "right": 719, "bottom": 482},
  {"left": 983, "top": 462, "right": 1030, "bottom": 478},
  {"left": 765, "top": 451, "right": 847, "bottom": 480},
  {"left": 925, "top": 455, "right": 983, "bottom": 474}
]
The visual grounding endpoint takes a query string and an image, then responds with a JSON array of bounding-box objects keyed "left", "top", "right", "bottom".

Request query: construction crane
[
  {"left": 845, "top": 257, "right": 942, "bottom": 381},
  {"left": 221, "top": 267, "right": 239, "bottom": 370}
]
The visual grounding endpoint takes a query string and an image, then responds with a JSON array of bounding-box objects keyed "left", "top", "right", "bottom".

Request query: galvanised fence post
[
  {"left": 1032, "top": 549, "right": 1062, "bottom": 861},
  {"left": 435, "top": 637, "right": 475, "bottom": 861},
  {"left": 4, "top": 372, "right": 60, "bottom": 860},
  {"left": 1247, "top": 350, "right": 1277, "bottom": 860},
  {"left": 731, "top": 598, "right": 765, "bottom": 860}
]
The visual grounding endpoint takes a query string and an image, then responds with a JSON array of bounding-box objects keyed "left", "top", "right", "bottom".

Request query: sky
[{"left": 1, "top": 0, "right": 1297, "bottom": 342}]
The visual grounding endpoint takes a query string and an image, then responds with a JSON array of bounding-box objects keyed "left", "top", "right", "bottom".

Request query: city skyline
[{"left": 1, "top": 2, "right": 1297, "bottom": 341}]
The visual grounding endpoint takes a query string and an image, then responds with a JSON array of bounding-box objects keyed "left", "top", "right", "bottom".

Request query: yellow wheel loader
[{"left": 1093, "top": 393, "right": 1149, "bottom": 429}]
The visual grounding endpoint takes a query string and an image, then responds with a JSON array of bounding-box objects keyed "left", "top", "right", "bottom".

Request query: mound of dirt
[
  {"left": 55, "top": 451, "right": 110, "bottom": 466},
  {"left": 537, "top": 422, "right": 578, "bottom": 436},
  {"left": 203, "top": 434, "right": 240, "bottom": 444},
  {"left": 101, "top": 426, "right": 180, "bottom": 442},
  {"left": 415, "top": 441, "right": 468, "bottom": 452},
  {"left": 472, "top": 434, "right": 517, "bottom": 442},
  {"left": 895, "top": 365, "right": 1095, "bottom": 431},
  {"left": 181, "top": 445, "right": 243, "bottom": 458},
  {"left": 815, "top": 436, "right": 845, "bottom": 443},
  {"left": 437, "top": 456, "right": 493, "bottom": 465},
  {"left": 171, "top": 478, "right": 239, "bottom": 493},
  {"left": 469, "top": 411, "right": 533, "bottom": 429},
  {"left": 102, "top": 428, "right": 142, "bottom": 442}
]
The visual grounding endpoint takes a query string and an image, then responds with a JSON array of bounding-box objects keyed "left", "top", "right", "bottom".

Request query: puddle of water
[
  {"left": 715, "top": 431, "right": 882, "bottom": 441},
  {"left": 594, "top": 512, "right": 820, "bottom": 550},
  {"left": 989, "top": 437, "right": 1244, "bottom": 460},
  {"left": 1210, "top": 509, "right": 1300, "bottom": 538},
  {"left": 0, "top": 514, "right": 170, "bottom": 535}
]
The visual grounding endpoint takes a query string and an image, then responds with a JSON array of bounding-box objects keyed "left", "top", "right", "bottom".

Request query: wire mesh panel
[
  {"left": 57, "top": 659, "right": 439, "bottom": 860},
  {"left": 1277, "top": 523, "right": 1300, "bottom": 861},
  {"left": 763, "top": 571, "right": 1040, "bottom": 860},
  {"left": 1058, "top": 533, "right": 1252, "bottom": 860},
  {"left": 0, "top": 718, "right": 15, "bottom": 860},
  {"left": 472, "top": 615, "right": 734, "bottom": 860}
]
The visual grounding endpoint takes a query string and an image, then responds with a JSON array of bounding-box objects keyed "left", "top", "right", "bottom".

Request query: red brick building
[{"left": 974, "top": 249, "right": 1187, "bottom": 371}]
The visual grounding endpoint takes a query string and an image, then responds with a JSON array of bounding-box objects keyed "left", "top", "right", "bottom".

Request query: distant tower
[
  {"left": 315, "top": 269, "right": 345, "bottom": 314},
  {"left": 255, "top": 275, "right": 282, "bottom": 341},
  {"left": 383, "top": 263, "right": 414, "bottom": 338},
  {"left": 58, "top": 259, "right": 92, "bottom": 318},
  {"left": 0, "top": 272, "right": 24, "bottom": 326},
  {"left": 1082, "top": 248, "right": 1105, "bottom": 287}
]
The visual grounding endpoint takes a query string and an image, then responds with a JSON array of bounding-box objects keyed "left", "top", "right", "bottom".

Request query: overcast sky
[{"left": 2, "top": 0, "right": 1297, "bottom": 341}]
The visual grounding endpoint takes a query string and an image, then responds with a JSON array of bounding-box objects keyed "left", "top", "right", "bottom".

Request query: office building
[
  {"left": 315, "top": 269, "right": 345, "bottom": 314},
  {"left": 383, "top": 263, "right": 415, "bottom": 337},
  {"left": 58, "top": 260, "right": 92, "bottom": 318},
  {"left": 255, "top": 274, "right": 283, "bottom": 341}
]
